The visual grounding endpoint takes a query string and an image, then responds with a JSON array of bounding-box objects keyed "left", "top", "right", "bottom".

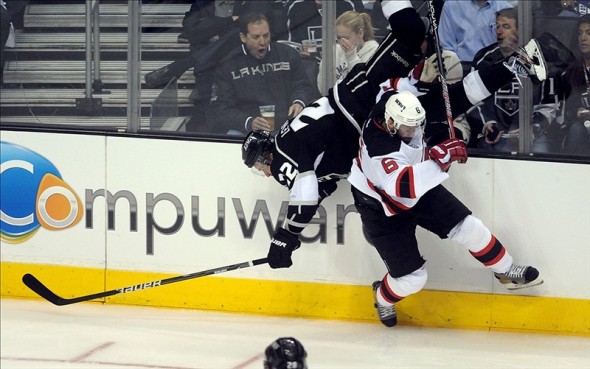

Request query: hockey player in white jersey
[{"left": 349, "top": 51, "right": 546, "bottom": 326}]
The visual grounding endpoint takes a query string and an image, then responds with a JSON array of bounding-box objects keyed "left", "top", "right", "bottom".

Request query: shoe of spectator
[
  {"left": 177, "top": 32, "right": 189, "bottom": 44},
  {"left": 145, "top": 66, "right": 175, "bottom": 89}
]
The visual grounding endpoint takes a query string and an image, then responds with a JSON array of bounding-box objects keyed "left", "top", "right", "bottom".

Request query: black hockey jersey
[
  {"left": 269, "top": 95, "right": 358, "bottom": 234},
  {"left": 266, "top": 5, "right": 425, "bottom": 235}
]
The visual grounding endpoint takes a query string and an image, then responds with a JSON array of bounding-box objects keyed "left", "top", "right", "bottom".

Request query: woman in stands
[{"left": 317, "top": 10, "right": 379, "bottom": 94}]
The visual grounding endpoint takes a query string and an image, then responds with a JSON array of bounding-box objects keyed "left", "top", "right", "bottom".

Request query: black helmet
[
  {"left": 242, "top": 131, "right": 274, "bottom": 168},
  {"left": 263, "top": 337, "right": 308, "bottom": 369}
]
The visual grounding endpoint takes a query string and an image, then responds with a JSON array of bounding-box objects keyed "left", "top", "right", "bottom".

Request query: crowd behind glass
[{"left": 0, "top": 0, "right": 588, "bottom": 160}]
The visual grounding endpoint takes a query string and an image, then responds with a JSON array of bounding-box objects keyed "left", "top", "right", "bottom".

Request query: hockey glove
[
  {"left": 420, "top": 53, "right": 443, "bottom": 83},
  {"left": 429, "top": 138, "right": 468, "bottom": 172},
  {"left": 268, "top": 227, "right": 301, "bottom": 269}
]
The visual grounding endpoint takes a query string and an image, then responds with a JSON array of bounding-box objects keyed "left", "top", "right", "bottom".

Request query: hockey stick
[
  {"left": 426, "top": 0, "right": 455, "bottom": 139},
  {"left": 22, "top": 258, "right": 268, "bottom": 306}
]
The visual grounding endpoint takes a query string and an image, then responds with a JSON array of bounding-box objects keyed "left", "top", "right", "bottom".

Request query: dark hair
[
  {"left": 238, "top": 12, "right": 270, "bottom": 35},
  {"left": 497, "top": 7, "right": 518, "bottom": 29},
  {"left": 579, "top": 14, "right": 590, "bottom": 28},
  {"left": 564, "top": 15, "right": 590, "bottom": 88}
]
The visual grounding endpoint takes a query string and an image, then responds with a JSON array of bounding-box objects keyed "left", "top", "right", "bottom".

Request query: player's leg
[
  {"left": 448, "top": 215, "right": 543, "bottom": 290},
  {"left": 459, "top": 53, "right": 546, "bottom": 112},
  {"left": 416, "top": 185, "right": 543, "bottom": 290},
  {"left": 334, "top": 0, "right": 426, "bottom": 131},
  {"left": 363, "top": 1, "right": 426, "bottom": 89},
  {"left": 352, "top": 188, "right": 428, "bottom": 327}
]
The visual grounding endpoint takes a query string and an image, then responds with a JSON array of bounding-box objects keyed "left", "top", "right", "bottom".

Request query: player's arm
[
  {"left": 267, "top": 130, "right": 324, "bottom": 269},
  {"left": 266, "top": 170, "right": 320, "bottom": 270},
  {"left": 284, "top": 170, "right": 321, "bottom": 235}
]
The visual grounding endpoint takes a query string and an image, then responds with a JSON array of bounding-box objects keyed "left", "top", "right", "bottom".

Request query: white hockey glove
[{"left": 421, "top": 51, "right": 463, "bottom": 84}]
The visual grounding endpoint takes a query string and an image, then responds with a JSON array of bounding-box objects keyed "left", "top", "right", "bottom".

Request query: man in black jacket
[
  {"left": 211, "top": 12, "right": 315, "bottom": 136},
  {"left": 144, "top": 1, "right": 284, "bottom": 132},
  {"left": 468, "top": 7, "right": 568, "bottom": 152}
]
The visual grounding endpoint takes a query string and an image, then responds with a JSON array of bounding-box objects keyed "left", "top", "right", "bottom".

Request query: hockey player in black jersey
[
  {"left": 242, "top": 0, "right": 427, "bottom": 268},
  {"left": 349, "top": 46, "right": 547, "bottom": 327}
]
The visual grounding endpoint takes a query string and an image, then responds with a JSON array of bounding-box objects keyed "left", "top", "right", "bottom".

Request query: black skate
[
  {"left": 503, "top": 38, "right": 547, "bottom": 85},
  {"left": 372, "top": 281, "right": 397, "bottom": 327},
  {"left": 494, "top": 264, "right": 544, "bottom": 290}
]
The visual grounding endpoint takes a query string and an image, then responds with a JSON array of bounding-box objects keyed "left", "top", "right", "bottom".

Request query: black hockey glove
[
  {"left": 268, "top": 227, "right": 301, "bottom": 269},
  {"left": 319, "top": 180, "right": 338, "bottom": 201}
]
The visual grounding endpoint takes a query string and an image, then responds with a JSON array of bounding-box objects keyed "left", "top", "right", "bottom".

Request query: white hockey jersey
[{"left": 348, "top": 96, "right": 449, "bottom": 216}]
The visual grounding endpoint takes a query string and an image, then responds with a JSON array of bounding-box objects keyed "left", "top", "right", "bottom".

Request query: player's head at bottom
[
  {"left": 263, "top": 337, "right": 308, "bottom": 369},
  {"left": 242, "top": 130, "right": 274, "bottom": 177}
]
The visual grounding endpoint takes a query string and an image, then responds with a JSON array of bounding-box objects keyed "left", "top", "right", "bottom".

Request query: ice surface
[{"left": 1, "top": 298, "right": 589, "bottom": 369}]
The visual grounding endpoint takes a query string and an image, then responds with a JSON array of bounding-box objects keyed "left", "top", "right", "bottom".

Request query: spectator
[
  {"left": 560, "top": 15, "right": 590, "bottom": 156},
  {"left": 286, "top": 0, "right": 362, "bottom": 44},
  {"left": 439, "top": 0, "right": 513, "bottom": 75},
  {"left": 317, "top": 10, "right": 379, "bottom": 94},
  {"left": 143, "top": 1, "right": 278, "bottom": 132},
  {"left": 178, "top": 1, "right": 286, "bottom": 44},
  {"left": 0, "top": 0, "right": 14, "bottom": 84},
  {"left": 3, "top": 0, "right": 28, "bottom": 29},
  {"left": 468, "top": 7, "right": 566, "bottom": 153},
  {"left": 211, "top": 12, "right": 315, "bottom": 136},
  {"left": 556, "top": 0, "right": 590, "bottom": 17},
  {"left": 559, "top": 0, "right": 581, "bottom": 17}
]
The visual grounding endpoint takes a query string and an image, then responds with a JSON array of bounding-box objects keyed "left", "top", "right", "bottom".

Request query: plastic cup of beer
[
  {"left": 259, "top": 105, "right": 276, "bottom": 131},
  {"left": 302, "top": 39, "right": 317, "bottom": 58}
]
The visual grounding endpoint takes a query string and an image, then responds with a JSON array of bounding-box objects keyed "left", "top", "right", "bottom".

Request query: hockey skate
[
  {"left": 372, "top": 281, "right": 397, "bottom": 327},
  {"left": 503, "top": 38, "right": 547, "bottom": 84},
  {"left": 494, "top": 264, "right": 544, "bottom": 290}
]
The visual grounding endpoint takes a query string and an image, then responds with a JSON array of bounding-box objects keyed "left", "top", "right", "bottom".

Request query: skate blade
[{"left": 503, "top": 278, "right": 544, "bottom": 290}]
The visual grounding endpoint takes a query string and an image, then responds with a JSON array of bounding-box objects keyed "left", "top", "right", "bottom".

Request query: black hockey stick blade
[{"left": 22, "top": 257, "right": 268, "bottom": 306}]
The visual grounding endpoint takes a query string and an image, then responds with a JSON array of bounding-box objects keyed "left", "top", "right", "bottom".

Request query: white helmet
[{"left": 384, "top": 91, "right": 426, "bottom": 133}]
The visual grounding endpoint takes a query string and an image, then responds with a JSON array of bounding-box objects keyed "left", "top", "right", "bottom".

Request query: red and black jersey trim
[
  {"left": 469, "top": 235, "right": 506, "bottom": 267},
  {"left": 380, "top": 277, "right": 405, "bottom": 303},
  {"left": 366, "top": 178, "right": 410, "bottom": 215},
  {"left": 396, "top": 166, "right": 416, "bottom": 199},
  {"left": 355, "top": 157, "right": 411, "bottom": 215}
]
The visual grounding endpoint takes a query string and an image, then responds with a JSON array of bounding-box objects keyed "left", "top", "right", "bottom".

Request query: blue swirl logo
[{"left": 0, "top": 142, "right": 83, "bottom": 244}]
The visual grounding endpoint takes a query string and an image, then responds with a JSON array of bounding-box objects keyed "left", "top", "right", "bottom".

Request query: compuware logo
[{"left": 0, "top": 142, "right": 83, "bottom": 244}]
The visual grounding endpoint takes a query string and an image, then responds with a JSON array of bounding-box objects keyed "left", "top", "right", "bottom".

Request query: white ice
[{"left": 1, "top": 298, "right": 589, "bottom": 369}]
